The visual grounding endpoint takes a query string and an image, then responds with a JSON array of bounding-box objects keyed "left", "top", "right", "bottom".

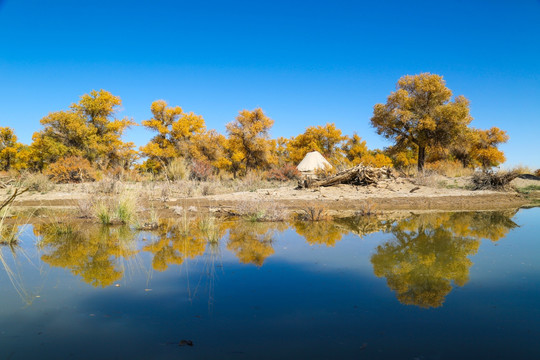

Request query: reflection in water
[
  {"left": 291, "top": 221, "right": 347, "bottom": 247},
  {"left": 37, "top": 224, "right": 139, "bottom": 287},
  {"left": 227, "top": 221, "right": 287, "bottom": 266},
  {"left": 16, "top": 210, "right": 519, "bottom": 300},
  {"left": 371, "top": 211, "right": 518, "bottom": 308}
]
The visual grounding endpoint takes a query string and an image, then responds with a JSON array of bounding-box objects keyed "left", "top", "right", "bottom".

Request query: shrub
[
  {"left": 190, "top": 160, "right": 213, "bottom": 181},
  {"left": 45, "top": 156, "right": 96, "bottom": 183},
  {"left": 314, "top": 164, "right": 337, "bottom": 179},
  {"left": 535, "top": 169, "right": 540, "bottom": 177},
  {"left": 298, "top": 205, "right": 329, "bottom": 221},
  {"left": 165, "top": 158, "right": 188, "bottom": 181},
  {"left": 236, "top": 200, "right": 288, "bottom": 222},
  {"left": 22, "top": 173, "right": 55, "bottom": 192},
  {"left": 266, "top": 164, "right": 301, "bottom": 181}
]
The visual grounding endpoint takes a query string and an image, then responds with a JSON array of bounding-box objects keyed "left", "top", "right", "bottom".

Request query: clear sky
[{"left": 0, "top": 0, "right": 539, "bottom": 168}]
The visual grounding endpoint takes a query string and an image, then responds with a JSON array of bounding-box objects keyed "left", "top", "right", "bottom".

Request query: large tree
[
  {"left": 371, "top": 73, "right": 473, "bottom": 171},
  {"left": 225, "top": 108, "right": 275, "bottom": 176},
  {"left": 140, "top": 100, "right": 207, "bottom": 172},
  {"left": 30, "top": 90, "right": 136, "bottom": 171}
]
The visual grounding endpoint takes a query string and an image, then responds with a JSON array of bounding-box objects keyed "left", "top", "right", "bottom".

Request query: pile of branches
[
  {"left": 471, "top": 170, "right": 519, "bottom": 191},
  {"left": 298, "top": 165, "right": 395, "bottom": 189}
]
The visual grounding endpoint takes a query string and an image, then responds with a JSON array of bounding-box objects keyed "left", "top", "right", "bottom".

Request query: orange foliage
[{"left": 45, "top": 156, "right": 97, "bottom": 183}]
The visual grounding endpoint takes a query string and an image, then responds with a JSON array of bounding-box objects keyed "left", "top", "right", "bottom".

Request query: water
[{"left": 1, "top": 208, "right": 539, "bottom": 359}]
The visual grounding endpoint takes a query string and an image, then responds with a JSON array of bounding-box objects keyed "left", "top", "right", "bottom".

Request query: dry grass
[
  {"left": 355, "top": 200, "right": 379, "bottom": 216},
  {"left": 425, "top": 160, "right": 474, "bottom": 177},
  {"left": 22, "top": 173, "right": 55, "bottom": 193},
  {"left": 511, "top": 164, "right": 534, "bottom": 175},
  {"left": 235, "top": 200, "right": 288, "bottom": 222},
  {"left": 165, "top": 158, "right": 189, "bottom": 181}
]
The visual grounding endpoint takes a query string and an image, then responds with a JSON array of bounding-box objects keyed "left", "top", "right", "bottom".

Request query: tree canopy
[{"left": 371, "top": 73, "right": 473, "bottom": 171}]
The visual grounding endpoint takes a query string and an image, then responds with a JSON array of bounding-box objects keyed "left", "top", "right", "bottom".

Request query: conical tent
[{"left": 296, "top": 151, "right": 332, "bottom": 173}]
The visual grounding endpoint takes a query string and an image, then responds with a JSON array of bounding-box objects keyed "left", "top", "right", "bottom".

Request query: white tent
[{"left": 296, "top": 151, "right": 332, "bottom": 173}]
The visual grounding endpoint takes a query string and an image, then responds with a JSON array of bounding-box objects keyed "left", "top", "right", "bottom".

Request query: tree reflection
[
  {"left": 291, "top": 221, "right": 347, "bottom": 247},
  {"left": 227, "top": 222, "right": 286, "bottom": 266},
  {"left": 142, "top": 218, "right": 218, "bottom": 271},
  {"left": 371, "top": 211, "right": 518, "bottom": 308},
  {"left": 37, "top": 224, "right": 139, "bottom": 287}
]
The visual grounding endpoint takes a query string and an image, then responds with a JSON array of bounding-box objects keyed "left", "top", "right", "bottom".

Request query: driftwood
[
  {"left": 471, "top": 170, "right": 520, "bottom": 191},
  {"left": 298, "top": 165, "right": 395, "bottom": 189}
]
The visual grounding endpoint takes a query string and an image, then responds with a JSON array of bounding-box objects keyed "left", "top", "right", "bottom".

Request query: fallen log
[{"left": 298, "top": 165, "right": 395, "bottom": 189}]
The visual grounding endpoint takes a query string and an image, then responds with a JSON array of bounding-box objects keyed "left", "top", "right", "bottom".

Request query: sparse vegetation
[
  {"left": 516, "top": 185, "right": 540, "bottom": 195},
  {"left": 298, "top": 205, "right": 329, "bottom": 221},
  {"left": 236, "top": 200, "right": 288, "bottom": 222},
  {"left": 22, "top": 173, "right": 55, "bottom": 192}
]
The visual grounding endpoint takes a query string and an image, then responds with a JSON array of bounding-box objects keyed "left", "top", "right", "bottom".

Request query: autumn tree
[
  {"left": 0, "top": 127, "right": 25, "bottom": 171},
  {"left": 140, "top": 100, "right": 206, "bottom": 172},
  {"left": 287, "top": 123, "right": 346, "bottom": 164},
  {"left": 470, "top": 127, "right": 509, "bottom": 169},
  {"left": 29, "top": 90, "right": 136, "bottom": 171},
  {"left": 225, "top": 108, "right": 275, "bottom": 177},
  {"left": 341, "top": 133, "right": 393, "bottom": 167},
  {"left": 371, "top": 73, "right": 473, "bottom": 171}
]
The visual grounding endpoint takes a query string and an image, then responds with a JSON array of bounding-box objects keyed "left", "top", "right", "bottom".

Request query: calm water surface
[{"left": 1, "top": 208, "right": 539, "bottom": 359}]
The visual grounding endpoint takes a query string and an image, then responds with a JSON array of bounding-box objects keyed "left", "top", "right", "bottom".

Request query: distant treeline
[{"left": 0, "top": 73, "right": 508, "bottom": 179}]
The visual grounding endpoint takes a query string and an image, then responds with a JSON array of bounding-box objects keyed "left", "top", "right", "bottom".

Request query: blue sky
[{"left": 0, "top": 0, "right": 539, "bottom": 167}]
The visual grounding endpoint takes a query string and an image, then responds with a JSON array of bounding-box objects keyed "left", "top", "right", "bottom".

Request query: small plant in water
[{"left": 298, "top": 205, "right": 329, "bottom": 221}]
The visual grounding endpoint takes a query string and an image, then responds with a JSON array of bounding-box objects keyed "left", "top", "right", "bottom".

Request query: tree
[
  {"left": 140, "top": 100, "right": 206, "bottom": 173},
  {"left": 30, "top": 90, "right": 136, "bottom": 171},
  {"left": 470, "top": 127, "right": 509, "bottom": 169},
  {"left": 225, "top": 108, "right": 275, "bottom": 177},
  {"left": 342, "top": 133, "right": 393, "bottom": 167},
  {"left": 0, "top": 127, "right": 24, "bottom": 171},
  {"left": 287, "top": 123, "right": 346, "bottom": 164},
  {"left": 371, "top": 73, "right": 473, "bottom": 171}
]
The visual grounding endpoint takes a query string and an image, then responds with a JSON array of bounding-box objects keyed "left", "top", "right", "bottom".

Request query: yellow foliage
[
  {"left": 45, "top": 156, "right": 97, "bottom": 183},
  {"left": 225, "top": 108, "right": 275, "bottom": 177},
  {"left": 227, "top": 221, "right": 277, "bottom": 266},
  {"left": 371, "top": 73, "right": 473, "bottom": 171},
  {"left": 0, "top": 127, "right": 25, "bottom": 171},
  {"left": 469, "top": 127, "right": 509, "bottom": 168},
  {"left": 38, "top": 225, "right": 138, "bottom": 288},
  {"left": 287, "top": 123, "right": 346, "bottom": 164},
  {"left": 140, "top": 100, "right": 209, "bottom": 173},
  {"left": 30, "top": 90, "right": 135, "bottom": 171}
]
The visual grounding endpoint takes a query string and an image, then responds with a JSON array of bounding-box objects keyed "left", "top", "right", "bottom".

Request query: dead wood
[{"left": 298, "top": 165, "right": 395, "bottom": 189}]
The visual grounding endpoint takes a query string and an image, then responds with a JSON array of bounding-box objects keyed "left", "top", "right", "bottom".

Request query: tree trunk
[{"left": 417, "top": 146, "right": 426, "bottom": 172}]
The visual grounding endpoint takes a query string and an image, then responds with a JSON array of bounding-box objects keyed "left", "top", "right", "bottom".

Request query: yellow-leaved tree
[
  {"left": 341, "top": 133, "right": 393, "bottom": 167},
  {"left": 469, "top": 127, "right": 509, "bottom": 169},
  {"left": 140, "top": 100, "right": 206, "bottom": 173},
  {"left": 287, "top": 123, "right": 346, "bottom": 165},
  {"left": 29, "top": 90, "right": 136, "bottom": 171},
  {"left": 224, "top": 108, "right": 275, "bottom": 177},
  {"left": 371, "top": 73, "right": 473, "bottom": 171},
  {"left": 0, "top": 127, "right": 26, "bottom": 171}
]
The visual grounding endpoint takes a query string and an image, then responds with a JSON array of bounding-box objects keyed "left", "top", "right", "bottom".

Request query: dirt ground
[{"left": 5, "top": 175, "right": 539, "bottom": 218}]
